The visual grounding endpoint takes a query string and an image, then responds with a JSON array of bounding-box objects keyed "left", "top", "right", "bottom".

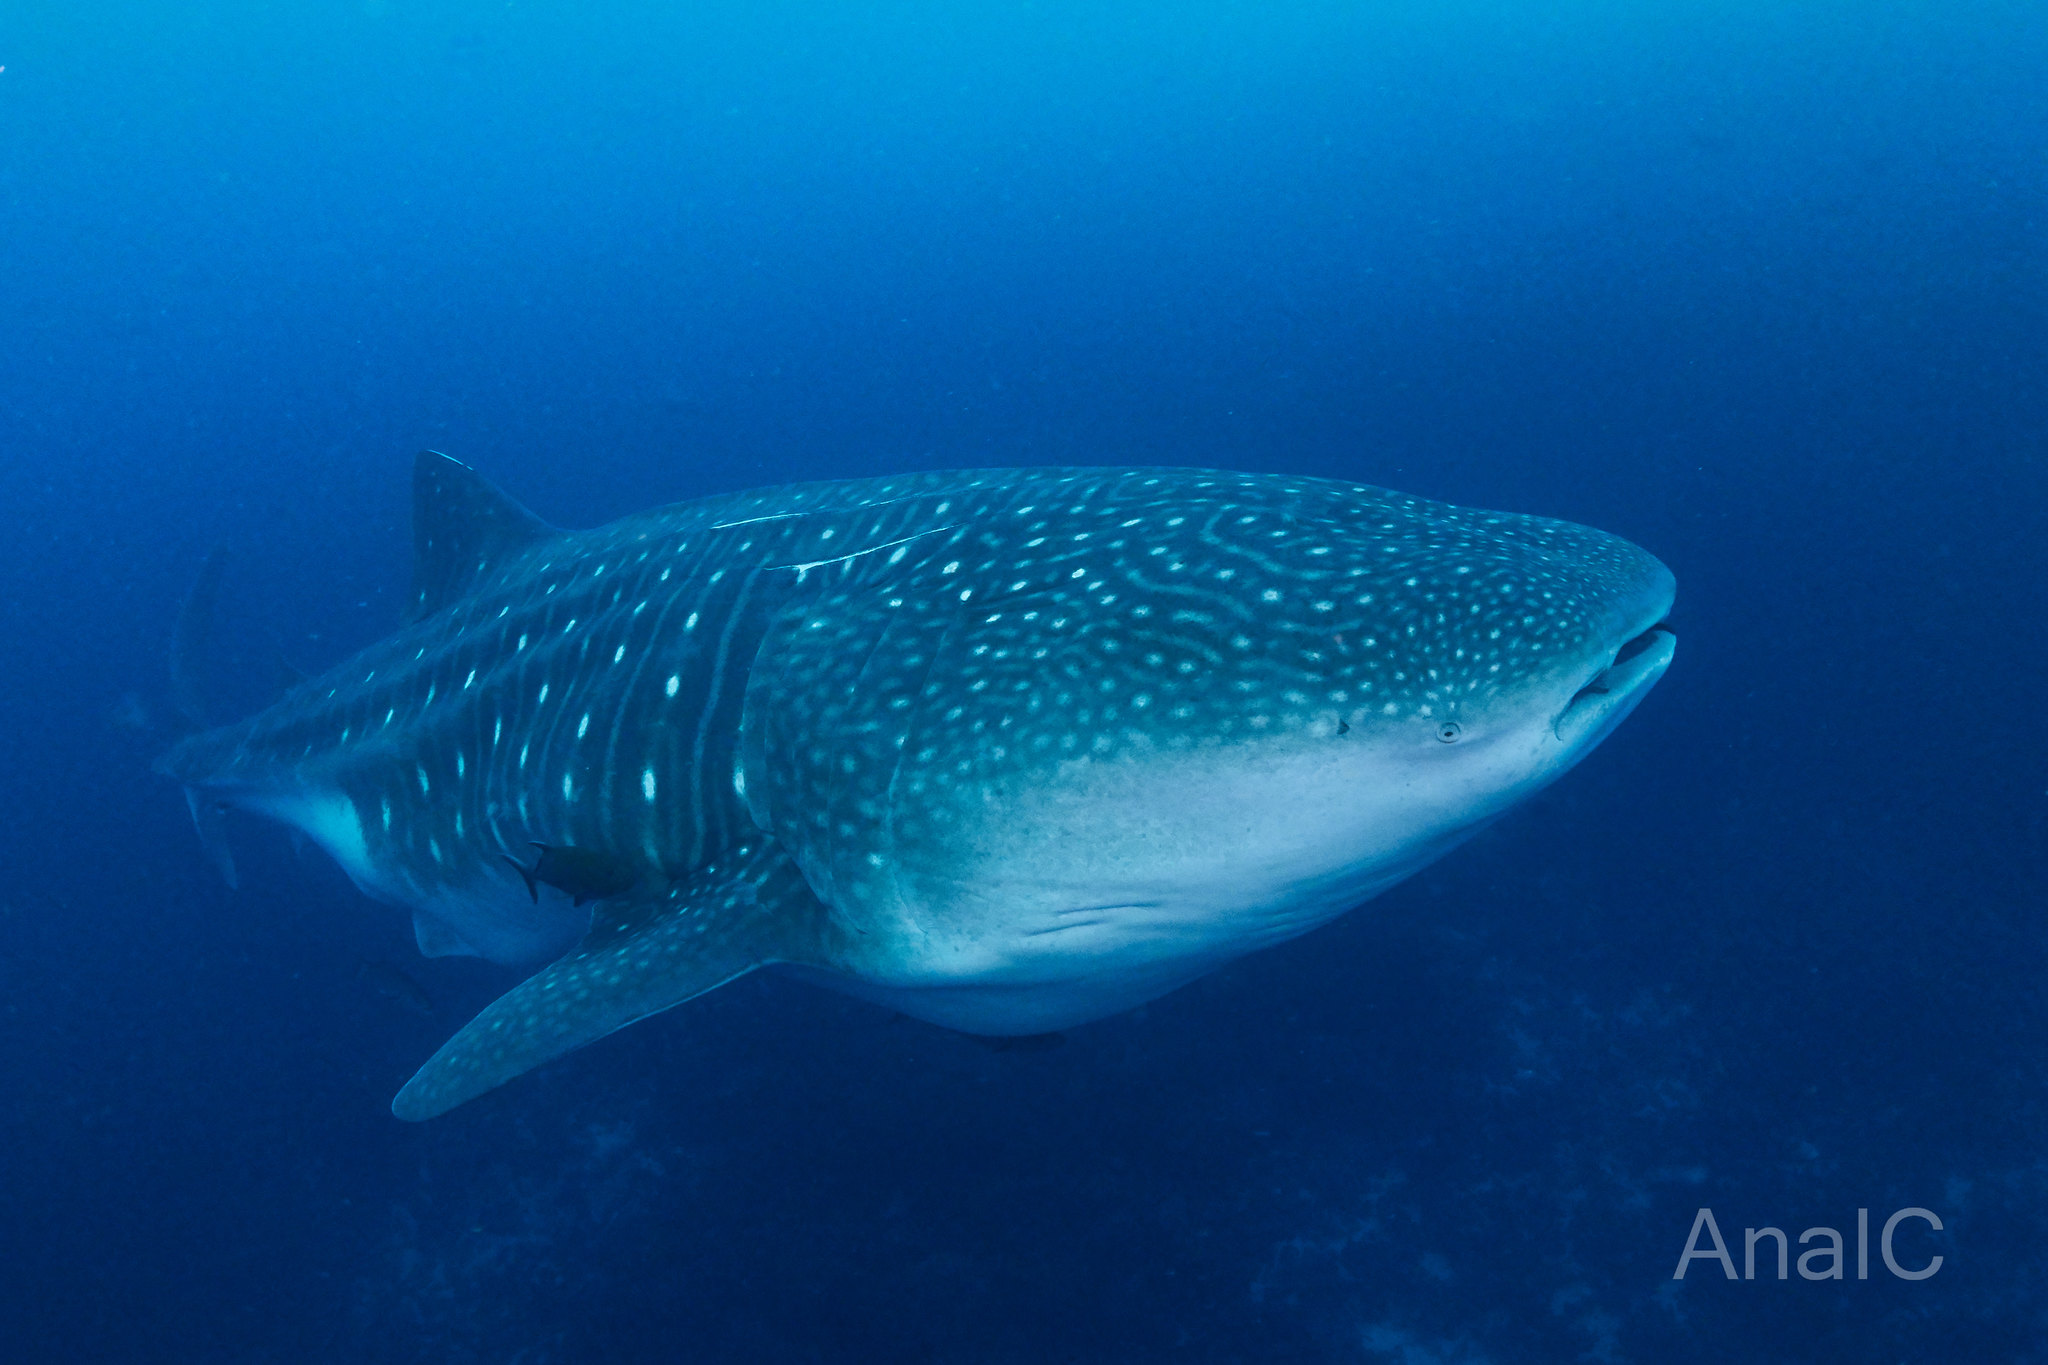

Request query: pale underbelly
[
  {"left": 771, "top": 954, "right": 1235, "bottom": 1034},
  {"left": 776, "top": 887, "right": 1368, "bottom": 1034}
]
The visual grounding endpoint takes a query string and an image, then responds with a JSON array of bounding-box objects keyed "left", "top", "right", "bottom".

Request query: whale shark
[{"left": 158, "top": 454, "right": 1676, "bottom": 1119}]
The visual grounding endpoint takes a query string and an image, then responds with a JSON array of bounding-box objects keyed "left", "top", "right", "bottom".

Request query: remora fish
[{"left": 158, "top": 454, "right": 1676, "bottom": 1119}]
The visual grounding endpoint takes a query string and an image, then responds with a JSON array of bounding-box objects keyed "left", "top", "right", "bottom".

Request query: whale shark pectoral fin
[{"left": 391, "top": 839, "right": 826, "bottom": 1121}]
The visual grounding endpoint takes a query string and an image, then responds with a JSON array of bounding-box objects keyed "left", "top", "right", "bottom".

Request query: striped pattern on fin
[{"left": 390, "top": 839, "right": 826, "bottom": 1120}]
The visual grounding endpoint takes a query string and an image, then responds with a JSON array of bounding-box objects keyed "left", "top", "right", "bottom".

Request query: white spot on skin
[
  {"left": 642, "top": 769, "right": 657, "bottom": 801},
  {"left": 666, "top": 675, "right": 680, "bottom": 697},
  {"left": 577, "top": 713, "right": 591, "bottom": 739}
]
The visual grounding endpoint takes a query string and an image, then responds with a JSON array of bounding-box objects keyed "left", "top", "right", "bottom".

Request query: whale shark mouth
[
  {"left": 1554, "top": 622, "right": 1677, "bottom": 741},
  {"left": 1590, "top": 622, "right": 1674, "bottom": 690}
]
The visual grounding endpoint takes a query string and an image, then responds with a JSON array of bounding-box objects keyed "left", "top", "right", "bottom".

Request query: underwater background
[{"left": 3, "top": 2, "right": 2045, "bottom": 1360}]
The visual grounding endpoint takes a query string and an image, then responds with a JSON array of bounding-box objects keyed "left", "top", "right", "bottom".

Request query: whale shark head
[{"left": 741, "top": 472, "right": 1676, "bottom": 1030}]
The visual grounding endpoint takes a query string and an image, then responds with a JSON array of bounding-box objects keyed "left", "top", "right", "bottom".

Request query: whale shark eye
[{"left": 1435, "top": 721, "right": 1463, "bottom": 743}]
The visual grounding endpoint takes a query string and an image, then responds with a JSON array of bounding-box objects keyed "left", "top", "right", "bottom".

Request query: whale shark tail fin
[
  {"left": 169, "top": 545, "right": 228, "bottom": 732},
  {"left": 166, "top": 547, "right": 242, "bottom": 889},
  {"left": 181, "top": 785, "right": 240, "bottom": 891}
]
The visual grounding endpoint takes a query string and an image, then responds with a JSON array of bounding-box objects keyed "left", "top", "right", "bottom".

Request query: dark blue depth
[{"left": 2, "top": 2, "right": 2044, "bottom": 1360}]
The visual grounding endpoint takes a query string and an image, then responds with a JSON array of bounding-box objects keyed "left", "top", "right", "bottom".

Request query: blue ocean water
[{"left": 3, "top": 1, "right": 2044, "bottom": 1359}]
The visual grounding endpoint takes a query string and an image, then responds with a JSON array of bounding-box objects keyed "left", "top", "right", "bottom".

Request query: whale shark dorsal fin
[
  {"left": 170, "top": 546, "right": 229, "bottom": 730},
  {"left": 408, "top": 451, "right": 557, "bottom": 622},
  {"left": 391, "top": 840, "right": 829, "bottom": 1120}
]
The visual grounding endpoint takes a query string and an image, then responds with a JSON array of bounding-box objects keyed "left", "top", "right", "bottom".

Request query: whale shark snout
[{"left": 1547, "top": 559, "right": 1677, "bottom": 749}]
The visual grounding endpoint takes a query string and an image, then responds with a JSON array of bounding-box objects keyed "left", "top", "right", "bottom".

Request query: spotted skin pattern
[
  {"left": 161, "top": 455, "right": 1675, "bottom": 1117},
  {"left": 740, "top": 470, "right": 1664, "bottom": 933}
]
